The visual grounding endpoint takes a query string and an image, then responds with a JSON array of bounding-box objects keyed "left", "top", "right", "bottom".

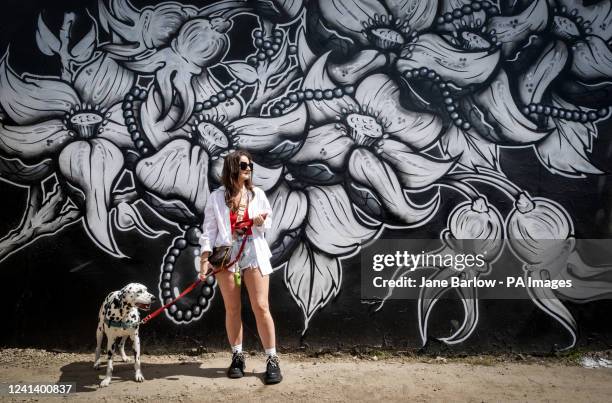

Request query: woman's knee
[
  {"left": 251, "top": 299, "right": 271, "bottom": 317},
  {"left": 225, "top": 302, "right": 242, "bottom": 318}
]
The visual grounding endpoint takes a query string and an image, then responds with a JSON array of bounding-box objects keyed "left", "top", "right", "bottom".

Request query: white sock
[
  {"left": 231, "top": 344, "right": 242, "bottom": 354},
  {"left": 265, "top": 347, "right": 277, "bottom": 357}
]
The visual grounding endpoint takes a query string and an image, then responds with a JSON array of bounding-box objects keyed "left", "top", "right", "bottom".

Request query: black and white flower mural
[{"left": 1, "top": 0, "right": 612, "bottom": 349}]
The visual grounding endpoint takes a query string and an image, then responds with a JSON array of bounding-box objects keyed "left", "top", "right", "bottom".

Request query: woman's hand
[
  {"left": 253, "top": 214, "right": 265, "bottom": 226},
  {"left": 199, "top": 258, "right": 213, "bottom": 280}
]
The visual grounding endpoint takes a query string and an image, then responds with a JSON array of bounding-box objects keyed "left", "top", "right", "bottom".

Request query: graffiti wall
[{"left": 1, "top": 0, "right": 612, "bottom": 352}]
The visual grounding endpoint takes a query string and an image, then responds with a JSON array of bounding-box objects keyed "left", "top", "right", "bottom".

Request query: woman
[{"left": 198, "top": 150, "right": 281, "bottom": 385}]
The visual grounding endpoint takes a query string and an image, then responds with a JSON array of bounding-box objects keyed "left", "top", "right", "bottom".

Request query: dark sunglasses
[{"left": 239, "top": 162, "right": 254, "bottom": 171}]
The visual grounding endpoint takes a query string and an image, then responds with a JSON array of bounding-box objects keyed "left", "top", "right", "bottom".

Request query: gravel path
[{"left": 1, "top": 349, "right": 611, "bottom": 402}]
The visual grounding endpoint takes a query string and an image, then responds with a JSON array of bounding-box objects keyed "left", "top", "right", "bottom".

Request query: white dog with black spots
[{"left": 94, "top": 283, "right": 155, "bottom": 387}]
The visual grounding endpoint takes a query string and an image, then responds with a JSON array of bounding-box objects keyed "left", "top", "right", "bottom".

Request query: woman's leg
[
  {"left": 216, "top": 269, "right": 243, "bottom": 347},
  {"left": 242, "top": 268, "right": 276, "bottom": 349}
]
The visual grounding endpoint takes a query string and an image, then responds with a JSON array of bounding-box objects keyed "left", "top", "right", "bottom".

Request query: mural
[{"left": 1, "top": 0, "right": 612, "bottom": 350}]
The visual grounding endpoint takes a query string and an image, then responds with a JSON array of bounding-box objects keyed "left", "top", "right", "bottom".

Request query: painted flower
[
  {"left": 308, "top": 0, "right": 438, "bottom": 55},
  {"left": 0, "top": 51, "right": 135, "bottom": 257},
  {"left": 99, "top": 0, "right": 250, "bottom": 129},
  {"left": 242, "top": 52, "right": 456, "bottom": 331},
  {"left": 132, "top": 69, "right": 307, "bottom": 224}
]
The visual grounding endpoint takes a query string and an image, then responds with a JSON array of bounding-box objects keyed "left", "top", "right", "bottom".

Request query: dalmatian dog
[{"left": 94, "top": 283, "right": 156, "bottom": 387}]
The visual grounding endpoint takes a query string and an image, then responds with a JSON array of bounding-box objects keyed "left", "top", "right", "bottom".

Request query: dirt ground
[{"left": 1, "top": 349, "right": 611, "bottom": 402}]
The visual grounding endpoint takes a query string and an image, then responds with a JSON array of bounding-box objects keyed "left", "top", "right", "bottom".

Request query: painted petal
[
  {"left": 396, "top": 34, "right": 500, "bottom": 86},
  {"left": 318, "top": 0, "right": 387, "bottom": 43},
  {"left": 98, "top": 102, "right": 134, "bottom": 149},
  {"left": 0, "top": 53, "right": 80, "bottom": 124},
  {"left": 438, "top": 270, "right": 479, "bottom": 344},
  {"left": 135, "top": 139, "right": 210, "bottom": 213},
  {"left": 289, "top": 123, "right": 354, "bottom": 170},
  {"left": 140, "top": 88, "right": 191, "bottom": 149},
  {"left": 305, "top": 184, "right": 379, "bottom": 255},
  {"left": 115, "top": 201, "right": 168, "bottom": 238},
  {"left": 535, "top": 96, "right": 602, "bottom": 178},
  {"left": 557, "top": 0, "right": 612, "bottom": 41},
  {"left": 297, "top": 25, "right": 316, "bottom": 73},
  {"left": 267, "top": 181, "right": 308, "bottom": 247},
  {"left": 385, "top": 0, "right": 437, "bottom": 31},
  {"left": 349, "top": 148, "right": 439, "bottom": 227},
  {"left": 526, "top": 269, "right": 577, "bottom": 350},
  {"left": 328, "top": 50, "right": 389, "bottom": 86},
  {"left": 571, "top": 36, "right": 612, "bottom": 81},
  {"left": 230, "top": 103, "right": 307, "bottom": 152},
  {"left": 252, "top": 162, "right": 283, "bottom": 191},
  {"left": 355, "top": 74, "right": 442, "bottom": 149},
  {"left": 440, "top": 125, "right": 498, "bottom": 170},
  {"left": 418, "top": 265, "right": 457, "bottom": 345},
  {"left": 379, "top": 139, "right": 455, "bottom": 189},
  {"left": 518, "top": 41, "right": 568, "bottom": 106},
  {"left": 473, "top": 70, "right": 551, "bottom": 144},
  {"left": 74, "top": 54, "right": 135, "bottom": 111},
  {"left": 302, "top": 52, "right": 359, "bottom": 125},
  {"left": 0, "top": 120, "right": 72, "bottom": 160},
  {"left": 285, "top": 241, "right": 341, "bottom": 333},
  {"left": 35, "top": 14, "right": 60, "bottom": 56},
  {"left": 487, "top": 0, "right": 549, "bottom": 52},
  {"left": 58, "top": 139, "right": 125, "bottom": 257},
  {"left": 192, "top": 70, "right": 243, "bottom": 122},
  {"left": 0, "top": 157, "right": 54, "bottom": 185}
]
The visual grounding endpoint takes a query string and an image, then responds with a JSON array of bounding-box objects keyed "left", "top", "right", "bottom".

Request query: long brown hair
[{"left": 221, "top": 150, "right": 254, "bottom": 207}]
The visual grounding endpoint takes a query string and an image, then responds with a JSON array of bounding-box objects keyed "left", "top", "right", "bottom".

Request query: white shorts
[{"left": 227, "top": 235, "right": 259, "bottom": 273}]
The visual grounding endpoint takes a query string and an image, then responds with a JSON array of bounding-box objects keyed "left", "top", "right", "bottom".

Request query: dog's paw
[
  {"left": 135, "top": 371, "right": 145, "bottom": 382},
  {"left": 93, "top": 362, "right": 101, "bottom": 370},
  {"left": 99, "top": 378, "right": 111, "bottom": 388},
  {"left": 121, "top": 356, "right": 131, "bottom": 363}
]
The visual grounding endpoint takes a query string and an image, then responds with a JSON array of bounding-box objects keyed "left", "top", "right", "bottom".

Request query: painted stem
[{"left": 448, "top": 172, "right": 522, "bottom": 200}]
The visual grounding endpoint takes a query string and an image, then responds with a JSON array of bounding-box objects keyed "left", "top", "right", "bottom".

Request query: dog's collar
[{"left": 104, "top": 318, "right": 139, "bottom": 329}]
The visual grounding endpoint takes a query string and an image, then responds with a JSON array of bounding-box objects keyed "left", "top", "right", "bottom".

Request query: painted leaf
[
  {"left": 225, "top": 62, "right": 258, "bottom": 84},
  {"left": 35, "top": 14, "right": 60, "bottom": 56},
  {"left": 535, "top": 96, "right": 602, "bottom": 178},
  {"left": 440, "top": 125, "right": 499, "bottom": 170},
  {"left": 285, "top": 241, "right": 342, "bottom": 333}
]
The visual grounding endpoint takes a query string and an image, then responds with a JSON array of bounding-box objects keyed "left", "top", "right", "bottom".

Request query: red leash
[
  {"left": 141, "top": 278, "right": 203, "bottom": 324},
  {"left": 140, "top": 213, "right": 267, "bottom": 325}
]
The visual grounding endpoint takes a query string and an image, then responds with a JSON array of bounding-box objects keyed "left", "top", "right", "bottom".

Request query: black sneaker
[
  {"left": 264, "top": 355, "right": 282, "bottom": 385},
  {"left": 227, "top": 352, "right": 245, "bottom": 378}
]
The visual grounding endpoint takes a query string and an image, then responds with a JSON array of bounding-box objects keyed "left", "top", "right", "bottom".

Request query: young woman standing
[{"left": 198, "top": 150, "right": 281, "bottom": 384}]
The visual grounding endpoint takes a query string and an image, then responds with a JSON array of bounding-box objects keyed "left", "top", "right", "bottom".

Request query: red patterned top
[{"left": 230, "top": 206, "right": 252, "bottom": 235}]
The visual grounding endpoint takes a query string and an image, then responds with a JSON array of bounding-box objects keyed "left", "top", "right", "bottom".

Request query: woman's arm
[{"left": 199, "top": 192, "right": 219, "bottom": 253}]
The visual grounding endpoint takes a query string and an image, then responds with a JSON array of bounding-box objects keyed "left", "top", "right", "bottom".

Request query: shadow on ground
[{"left": 59, "top": 361, "right": 263, "bottom": 392}]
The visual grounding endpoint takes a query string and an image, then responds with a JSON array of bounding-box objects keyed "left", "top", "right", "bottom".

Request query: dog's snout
[{"left": 150, "top": 295, "right": 157, "bottom": 302}]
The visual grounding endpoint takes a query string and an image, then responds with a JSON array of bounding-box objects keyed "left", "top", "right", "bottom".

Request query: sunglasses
[{"left": 239, "top": 162, "right": 254, "bottom": 171}]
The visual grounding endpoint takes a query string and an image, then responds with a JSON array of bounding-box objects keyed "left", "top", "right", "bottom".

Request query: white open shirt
[{"left": 198, "top": 186, "right": 274, "bottom": 275}]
